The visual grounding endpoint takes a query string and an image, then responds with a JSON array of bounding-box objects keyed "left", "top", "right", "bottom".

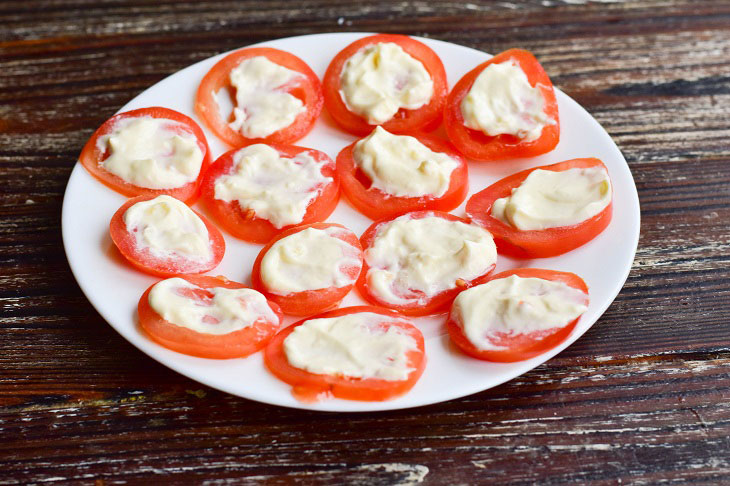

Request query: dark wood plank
[{"left": 2, "top": 0, "right": 730, "bottom": 483}]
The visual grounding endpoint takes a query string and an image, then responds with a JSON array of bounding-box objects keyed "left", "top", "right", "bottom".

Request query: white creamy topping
[
  {"left": 453, "top": 275, "right": 587, "bottom": 350},
  {"left": 365, "top": 215, "right": 497, "bottom": 305},
  {"left": 227, "top": 56, "right": 305, "bottom": 139},
  {"left": 492, "top": 166, "right": 612, "bottom": 231},
  {"left": 283, "top": 312, "right": 418, "bottom": 380},
  {"left": 261, "top": 227, "right": 361, "bottom": 295},
  {"left": 353, "top": 127, "right": 458, "bottom": 198},
  {"left": 149, "top": 277, "right": 278, "bottom": 335},
  {"left": 460, "top": 60, "right": 555, "bottom": 142},
  {"left": 339, "top": 42, "right": 433, "bottom": 124},
  {"left": 123, "top": 195, "right": 211, "bottom": 262},
  {"left": 213, "top": 144, "right": 332, "bottom": 228},
  {"left": 97, "top": 117, "right": 204, "bottom": 189}
]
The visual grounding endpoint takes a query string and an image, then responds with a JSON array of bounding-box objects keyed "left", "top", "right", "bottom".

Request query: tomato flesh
[
  {"left": 447, "top": 268, "right": 589, "bottom": 362},
  {"left": 466, "top": 158, "right": 613, "bottom": 258},
  {"left": 444, "top": 49, "right": 559, "bottom": 161}
]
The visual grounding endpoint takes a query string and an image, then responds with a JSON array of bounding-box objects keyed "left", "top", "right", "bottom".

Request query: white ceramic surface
[{"left": 61, "top": 33, "right": 640, "bottom": 412}]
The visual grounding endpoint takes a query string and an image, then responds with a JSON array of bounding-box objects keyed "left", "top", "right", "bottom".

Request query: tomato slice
[
  {"left": 447, "top": 268, "right": 588, "bottom": 362},
  {"left": 138, "top": 275, "right": 283, "bottom": 359},
  {"left": 251, "top": 223, "right": 363, "bottom": 316},
  {"left": 109, "top": 195, "right": 225, "bottom": 277},
  {"left": 195, "top": 47, "right": 323, "bottom": 147},
  {"left": 199, "top": 143, "right": 340, "bottom": 244},
  {"left": 263, "top": 306, "right": 426, "bottom": 402},
  {"left": 357, "top": 210, "right": 497, "bottom": 317},
  {"left": 444, "top": 49, "right": 560, "bottom": 161},
  {"left": 79, "top": 107, "right": 212, "bottom": 203},
  {"left": 323, "top": 34, "right": 448, "bottom": 136},
  {"left": 336, "top": 131, "right": 469, "bottom": 220},
  {"left": 466, "top": 158, "right": 613, "bottom": 258}
]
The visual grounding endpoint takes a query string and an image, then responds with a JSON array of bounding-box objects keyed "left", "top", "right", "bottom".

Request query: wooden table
[{"left": 2, "top": 0, "right": 729, "bottom": 483}]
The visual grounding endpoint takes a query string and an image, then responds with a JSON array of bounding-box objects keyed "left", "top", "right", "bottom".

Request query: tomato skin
[
  {"left": 336, "top": 131, "right": 469, "bottom": 220},
  {"left": 357, "top": 210, "right": 496, "bottom": 317},
  {"left": 323, "top": 34, "right": 448, "bottom": 136},
  {"left": 138, "top": 275, "right": 283, "bottom": 359},
  {"left": 195, "top": 47, "right": 323, "bottom": 147},
  {"left": 251, "top": 223, "right": 363, "bottom": 316},
  {"left": 109, "top": 195, "right": 225, "bottom": 277},
  {"left": 466, "top": 158, "right": 613, "bottom": 259},
  {"left": 79, "top": 107, "right": 212, "bottom": 203},
  {"left": 447, "top": 268, "right": 588, "bottom": 362},
  {"left": 199, "top": 143, "right": 340, "bottom": 244},
  {"left": 263, "top": 306, "right": 426, "bottom": 402},
  {"left": 444, "top": 49, "right": 559, "bottom": 161}
]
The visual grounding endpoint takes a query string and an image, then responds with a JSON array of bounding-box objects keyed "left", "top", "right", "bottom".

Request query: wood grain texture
[{"left": 2, "top": 0, "right": 730, "bottom": 484}]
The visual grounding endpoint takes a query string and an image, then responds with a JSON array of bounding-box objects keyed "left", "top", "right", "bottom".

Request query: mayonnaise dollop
[
  {"left": 261, "top": 226, "right": 362, "bottom": 295},
  {"left": 228, "top": 56, "right": 305, "bottom": 138},
  {"left": 98, "top": 117, "right": 203, "bottom": 189},
  {"left": 353, "top": 126, "right": 458, "bottom": 198},
  {"left": 491, "top": 166, "right": 612, "bottom": 231},
  {"left": 213, "top": 144, "right": 332, "bottom": 228},
  {"left": 453, "top": 275, "right": 588, "bottom": 350},
  {"left": 283, "top": 312, "right": 418, "bottom": 380},
  {"left": 460, "top": 60, "right": 555, "bottom": 142},
  {"left": 364, "top": 215, "right": 497, "bottom": 305},
  {"left": 149, "top": 277, "right": 279, "bottom": 335},
  {"left": 339, "top": 42, "right": 433, "bottom": 124},
  {"left": 123, "top": 195, "right": 211, "bottom": 262}
]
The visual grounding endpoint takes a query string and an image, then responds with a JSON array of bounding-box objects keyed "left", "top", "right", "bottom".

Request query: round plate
[{"left": 62, "top": 33, "right": 640, "bottom": 412}]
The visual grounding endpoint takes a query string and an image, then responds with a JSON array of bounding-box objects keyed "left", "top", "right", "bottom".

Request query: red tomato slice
[
  {"left": 138, "top": 275, "right": 283, "bottom": 359},
  {"left": 323, "top": 34, "right": 448, "bottom": 136},
  {"left": 195, "top": 47, "right": 323, "bottom": 147},
  {"left": 336, "top": 131, "right": 469, "bottom": 220},
  {"left": 357, "top": 210, "right": 497, "bottom": 317},
  {"left": 444, "top": 49, "right": 560, "bottom": 161},
  {"left": 109, "top": 195, "right": 225, "bottom": 277},
  {"left": 251, "top": 223, "right": 363, "bottom": 316},
  {"left": 447, "top": 268, "right": 588, "bottom": 362},
  {"left": 199, "top": 143, "right": 340, "bottom": 244},
  {"left": 263, "top": 306, "right": 426, "bottom": 402},
  {"left": 466, "top": 158, "right": 613, "bottom": 258},
  {"left": 79, "top": 107, "right": 212, "bottom": 203}
]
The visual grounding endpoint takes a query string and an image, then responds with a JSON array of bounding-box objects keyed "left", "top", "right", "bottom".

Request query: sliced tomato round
[
  {"left": 357, "top": 210, "right": 497, "bottom": 317},
  {"left": 323, "top": 34, "right": 448, "bottom": 136},
  {"left": 466, "top": 157, "right": 613, "bottom": 258},
  {"left": 195, "top": 47, "right": 323, "bottom": 147},
  {"left": 199, "top": 143, "right": 340, "bottom": 244},
  {"left": 251, "top": 223, "right": 363, "bottom": 316},
  {"left": 109, "top": 195, "right": 225, "bottom": 277},
  {"left": 138, "top": 275, "right": 283, "bottom": 359},
  {"left": 79, "top": 107, "right": 212, "bottom": 203},
  {"left": 447, "top": 268, "right": 588, "bottom": 362},
  {"left": 444, "top": 49, "right": 560, "bottom": 161},
  {"left": 336, "top": 131, "right": 469, "bottom": 220},
  {"left": 264, "top": 305, "right": 425, "bottom": 402}
]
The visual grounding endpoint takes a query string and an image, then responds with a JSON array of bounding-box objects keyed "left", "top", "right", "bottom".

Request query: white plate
[{"left": 62, "top": 33, "right": 640, "bottom": 412}]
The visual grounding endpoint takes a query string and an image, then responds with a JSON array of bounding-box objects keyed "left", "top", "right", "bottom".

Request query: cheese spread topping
[
  {"left": 283, "top": 312, "right": 418, "bottom": 380},
  {"left": 460, "top": 60, "right": 555, "bottom": 142},
  {"left": 261, "top": 227, "right": 362, "bottom": 295},
  {"left": 339, "top": 42, "right": 433, "bottom": 124},
  {"left": 364, "top": 215, "right": 497, "bottom": 305},
  {"left": 123, "top": 195, "right": 211, "bottom": 262},
  {"left": 149, "top": 277, "right": 278, "bottom": 335},
  {"left": 228, "top": 56, "right": 305, "bottom": 138},
  {"left": 353, "top": 126, "right": 458, "bottom": 198},
  {"left": 97, "top": 117, "right": 203, "bottom": 189},
  {"left": 491, "top": 166, "right": 612, "bottom": 231},
  {"left": 213, "top": 144, "right": 332, "bottom": 228},
  {"left": 453, "top": 275, "right": 588, "bottom": 350}
]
